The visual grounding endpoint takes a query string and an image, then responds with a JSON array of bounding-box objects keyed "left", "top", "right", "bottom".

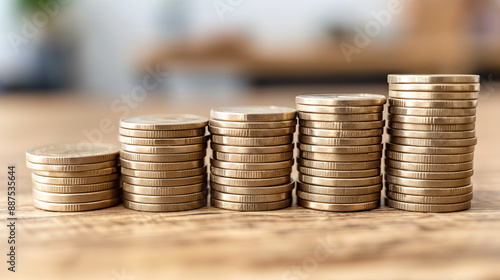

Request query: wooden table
[{"left": 1, "top": 85, "right": 499, "bottom": 280}]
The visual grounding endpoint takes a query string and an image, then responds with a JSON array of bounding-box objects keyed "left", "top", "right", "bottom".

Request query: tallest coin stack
[{"left": 385, "top": 74, "right": 480, "bottom": 212}]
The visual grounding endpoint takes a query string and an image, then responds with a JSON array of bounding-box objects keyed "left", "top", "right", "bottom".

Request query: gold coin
[
  {"left": 387, "top": 74, "right": 480, "bottom": 84},
  {"left": 123, "top": 191, "right": 207, "bottom": 204},
  {"left": 119, "top": 127, "right": 205, "bottom": 138},
  {"left": 33, "top": 198, "right": 120, "bottom": 212},
  {"left": 297, "top": 182, "right": 382, "bottom": 195},
  {"left": 32, "top": 180, "right": 119, "bottom": 194},
  {"left": 210, "top": 158, "right": 294, "bottom": 170},
  {"left": 26, "top": 160, "right": 117, "bottom": 172},
  {"left": 297, "top": 157, "right": 380, "bottom": 170},
  {"left": 386, "top": 191, "right": 473, "bottom": 204},
  {"left": 299, "top": 120, "right": 385, "bottom": 130},
  {"left": 211, "top": 198, "right": 291, "bottom": 211},
  {"left": 119, "top": 158, "right": 205, "bottom": 171},
  {"left": 209, "top": 119, "right": 296, "bottom": 129},
  {"left": 386, "top": 183, "right": 473, "bottom": 196},
  {"left": 118, "top": 134, "right": 209, "bottom": 146},
  {"left": 33, "top": 188, "right": 120, "bottom": 203},
  {"left": 211, "top": 143, "right": 293, "bottom": 154},
  {"left": 299, "top": 174, "right": 382, "bottom": 187},
  {"left": 298, "top": 135, "right": 382, "bottom": 146},
  {"left": 211, "top": 190, "right": 291, "bottom": 203},
  {"left": 389, "top": 83, "right": 480, "bottom": 92},
  {"left": 119, "top": 114, "right": 208, "bottom": 130},
  {"left": 388, "top": 121, "right": 475, "bottom": 131},
  {"left": 211, "top": 135, "right": 293, "bottom": 146},
  {"left": 120, "top": 150, "right": 206, "bottom": 162},
  {"left": 388, "top": 98, "right": 478, "bottom": 108},
  {"left": 389, "top": 136, "right": 477, "bottom": 147},
  {"left": 33, "top": 167, "right": 117, "bottom": 178},
  {"left": 209, "top": 126, "right": 295, "bottom": 137},
  {"left": 123, "top": 199, "right": 206, "bottom": 212},
  {"left": 297, "top": 190, "right": 380, "bottom": 204},
  {"left": 210, "top": 181, "right": 294, "bottom": 195},
  {"left": 296, "top": 93, "right": 386, "bottom": 106},
  {"left": 210, "top": 106, "right": 296, "bottom": 122},
  {"left": 385, "top": 143, "right": 475, "bottom": 154},
  {"left": 385, "top": 175, "right": 471, "bottom": 188},
  {"left": 385, "top": 197, "right": 471, "bottom": 213},
  {"left": 210, "top": 174, "right": 291, "bottom": 187},
  {"left": 299, "top": 151, "right": 382, "bottom": 162},
  {"left": 299, "top": 127, "right": 383, "bottom": 138},
  {"left": 122, "top": 174, "right": 207, "bottom": 187},
  {"left": 120, "top": 143, "right": 206, "bottom": 154},
  {"left": 213, "top": 151, "right": 293, "bottom": 163},
  {"left": 122, "top": 182, "right": 206, "bottom": 196},
  {"left": 121, "top": 166, "right": 206, "bottom": 179},
  {"left": 210, "top": 166, "right": 292, "bottom": 179},
  {"left": 298, "top": 198, "right": 379, "bottom": 212},
  {"left": 32, "top": 173, "right": 118, "bottom": 185},
  {"left": 385, "top": 159, "right": 473, "bottom": 172},
  {"left": 296, "top": 104, "right": 383, "bottom": 114},
  {"left": 385, "top": 151, "right": 474, "bottom": 163},
  {"left": 26, "top": 143, "right": 119, "bottom": 165},
  {"left": 385, "top": 167, "right": 474, "bottom": 180},
  {"left": 298, "top": 166, "right": 379, "bottom": 178},
  {"left": 388, "top": 90, "right": 479, "bottom": 100},
  {"left": 298, "top": 112, "right": 382, "bottom": 122},
  {"left": 298, "top": 143, "right": 382, "bottom": 154},
  {"left": 389, "top": 107, "right": 476, "bottom": 117},
  {"left": 388, "top": 114, "right": 476, "bottom": 124},
  {"left": 387, "top": 128, "right": 476, "bottom": 139}
]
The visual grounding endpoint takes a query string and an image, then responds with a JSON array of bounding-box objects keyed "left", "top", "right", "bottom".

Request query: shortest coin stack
[
  {"left": 209, "top": 106, "right": 297, "bottom": 211},
  {"left": 26, "top": 143, "right": 121, "bottom": 212},
  {"left": 119, "top": 114, "right": 209, "bottom": 212}
]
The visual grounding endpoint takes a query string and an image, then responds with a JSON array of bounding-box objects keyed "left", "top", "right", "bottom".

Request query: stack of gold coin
[
  {"left": 209, "top": 106, "right": 296, "bottom": 211},
  {"left": 119, "top": 115, "right": 209, "bottom": 212},
  {"left": 295, "top": 94, "right": 387, "bottom": 211},
  {"left": 26, "top": 143, "right": 121, "bottom": 211},
  {"left": 385, "top": 74, "right": 479, "bottom": 212}
]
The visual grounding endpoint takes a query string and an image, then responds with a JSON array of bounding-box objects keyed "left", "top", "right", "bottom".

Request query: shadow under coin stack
[
  {"left": 209, "top": 106, "right": 296, "bottom": 211},
  {"left": 295, "top": 94, "right": 387, "bottom": 211},
  {"left": 118, "top": 115, "right": 209, "bottom": 212},
  {"left": 385, "top": 74, "right": 479, "bottom": 212},
  {"left": 26, "top": 143, "right": 121, "bottom": 211}
]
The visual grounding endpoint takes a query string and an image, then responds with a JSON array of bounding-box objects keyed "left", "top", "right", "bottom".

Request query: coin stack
[
  {"left": 385, "top": 74, "right": 479, "bottom": 212},
  {"left": 119, "top": 115, "right": 209, "bottom": 212},
  {"left": 26, "top": 143, "right": 121, "bottom": 212},
  {"left": 209, "top": 106, "right": 296, "bottom": 211},
  {"left": 295, "top": 94, "right": 387, "bottom": 211}
]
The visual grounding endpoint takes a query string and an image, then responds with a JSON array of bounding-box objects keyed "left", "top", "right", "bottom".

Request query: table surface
[{"left": 1, "top": 85, "right": 499, "bottom": 280}]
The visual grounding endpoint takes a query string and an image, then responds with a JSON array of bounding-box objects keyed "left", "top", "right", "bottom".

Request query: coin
[
  {"left": 388, "top": 74, "right": 480, "bottom": 84},
  {"left": 299, "top": 151, "right": 382, "bottom": 162},
  {"left": 123, "top": 199, "right": 206, "bottom": 212},
  {"left": 299, "top": 174, "right": 382, "bottom": 187},
  {"left": 213, "top": 151, "right": 293, "bottom": 163},
  {"left": 211, "top": 135, "right": 293, "bottom": 146},
  {"left": 32, "top": 173, "right": 118, "bottom": 185},
  {"left": 297, "top": 182, "right": 382, "bottom": 195},
  {"left": 388, "top": 121, "right": 475, "bottom": 131},
  {"left": 119, "top": 127, "right": 205, "bottom": 138},
  {"left": 26, "top": 143, "right": 119, "bottom": 165},
  {"left": 33, "top": 188, "right": 120, "bottom": 203},
  {"left": 389, "top": 107, "right": 476, "bottom": 117},
  {"left": 388, "top": 98, "right": 478, "bottom": 108},
  {"left": 389, "top": 136, "right": 477, "bottom": 147},
  {"left": 210, "top": 198, "right": 291, "bottom": 211},
  {"left": 118, "top": 135, "right": 209, "bottom": 146},
  {"left": 385, "top": 197, "right": 471, "bottom": 212},
  {"left": 388, "top": 114, "right": 476, "bottom": 124},
  {"left": 389, "top": 83, "right": 480, "bottom": 92},
  {"left": 298, "top": 158, "right": 381, "bottom": 170},
  {"left": 385, "top": 167, "right": 474, "bottom": 180},
  {"left": 299, "top": 127, "right": 383, "bottom": 138},
  {"left": 298, "top": 198, "right": 379, "bottom": 212},
  {"left": 298, "top": 112, "right": 383, "bottom": 122},
  {"left": 386, "top": 191, "right": 473, "bottom": 204},
  {"left": 299, "top": 143, "right": 382, "bottom": 154},
  {"left": 211, "top": 190, "right": 291, "bottom": 203},
  {"left": 122, "top": 174, "right": 207, "bottom": 187},
  {"left": 209, "top": 119, "right": 296, "bottom": 129},
  {"left": 385, "top": 175, "right": 471, "bottom": 188},
  {"left": 385, "top": 159, "right": 473, "bottom": 172},
  {"left": 32, "top": 180, "right": 119, "bottom": 194},
  {"left": 296, "top": 104, "right": 383, "bottom": 114},
  {"left": 211, "top": 143, "right": 293, "bottom": 154},
  {"left": 120, "top": 143, "right": 206, "bottom": 154},
  {"left": 210, "top": 158, "right": 294, "bottom": 170},
  {"left": 123, "top": 191, "right": 207, "bottom": 204},
  {"left": 299, "top": 135, "right": 382, "bottom": 146},
  {"left": 210, "top": 106, "right": 296, "bottom": 122},
  {"left": 387, "top": 128, "right": 476, "bottom": 139},
  {"left": 296, "top": 93, "right": 386, "bottom": 106},
  {"left": 386, "top": 183, "right": 473, "bottom": 196},
  {"left": 119, "top": 158, "right": 205, "bottom": 171},
  {"left": 120, "top": 150, "right": 206, "bottom": 162},
  {"left": 210, "top": 166, "right": 292, "bottom": 179},
  {"left": 298, "top": 166, "right": 379, "bottom": 178},
  {"left": 33, "top": 167, "right": 117, "bottom": 177},
  {"left": 26, "top": 160, "right": 117, "bottom": 172},
  {"left": 209, "top": 126, "right": 295, "bottom": 137},
  {"left": 385, "top": 151, "right": 474, "bottom": 163},
  {"left": 210, "top": 174, "right": 291, "bottom": 187},
  {"left": 120, "top": 114, "right": 208, "bottom": 130},
  {"left": 121, "top": 166, "right": 206, "bottom": 178},
  {"left": 299, "top": 120, "right": 385, "bottom": 130},
  {"left": 388, "top": 90, "right": 479, "bottom": 100},
  {"left": 385, "top": 143, "right": 475, "bottom": 155},
  {"left": 297, "top": 190, "right": 380, "bottom": 204},
  {"left": 210, "top": 181, "right": 294, "bottom": 195},
  {"left": 122, "top": 182, "right": 206, "bottom": 196},
  {"left": 33, "top": 198, "right": 120, "bottom": 212}
]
